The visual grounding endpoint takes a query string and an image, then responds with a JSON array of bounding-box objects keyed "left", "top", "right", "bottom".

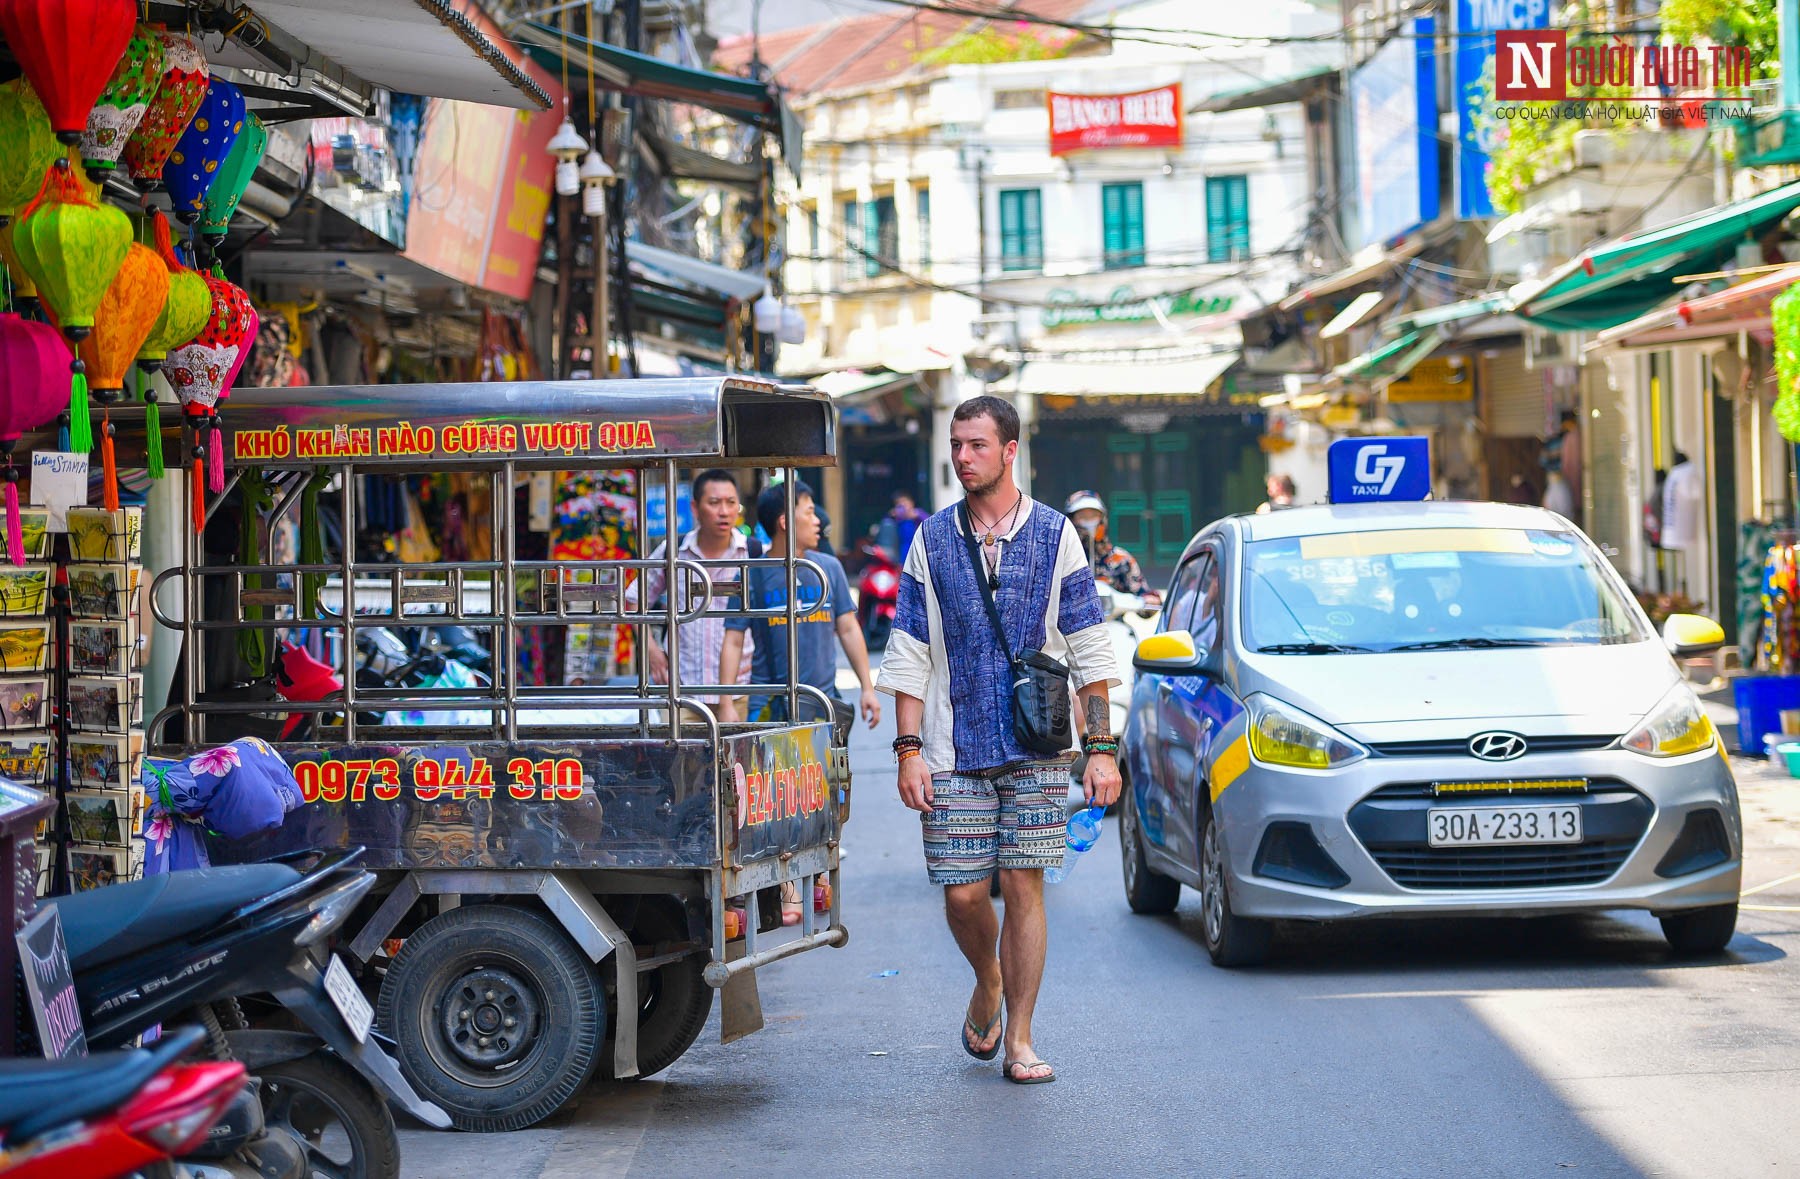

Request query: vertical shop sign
[{"left": 1456, "top": 0, "right": 1551, "bottom": 219}]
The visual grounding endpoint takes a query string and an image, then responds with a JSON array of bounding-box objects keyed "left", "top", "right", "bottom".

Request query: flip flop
[
  {"left": 1004, "top": 1059, "right": 1056, "bottom": 1085},
  {"left": 962, "top": 1008, "right": 1002, "bottom": 1061}
]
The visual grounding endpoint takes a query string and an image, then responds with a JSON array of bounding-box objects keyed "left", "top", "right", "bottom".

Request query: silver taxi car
[{"left": 1121, "top": 498, "right": 1742, "bottom": 966}]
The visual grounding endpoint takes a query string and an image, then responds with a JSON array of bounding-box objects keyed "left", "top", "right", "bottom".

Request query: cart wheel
[
  {"left": 603, "top": 898, "right": 713, "bottom": 1080},
  {"left": 376, "top": 904, "right": 603, "bottom": 1133}
]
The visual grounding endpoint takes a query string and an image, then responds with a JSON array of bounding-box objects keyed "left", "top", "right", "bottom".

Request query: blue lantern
[{"left": 164, "top": 76, "right": 245, "bottom": 222}]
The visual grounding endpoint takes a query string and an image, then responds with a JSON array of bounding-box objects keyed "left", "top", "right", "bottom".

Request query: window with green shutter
[
  {"left": 916, "top": 187, "right": 931, "bottom": 268},
  {"left": 1206, "top": 175, "right": 1250, "bottom": 263},
  {"left": 863, "top": 196, "right": 897, "bottom": 277},
  {"left": 840, "top": 200, "right": 860, "bottom": 284},
  {"left": 1102, "top": 182, "right": 1145, "bottom": 269},
  {"left": 999, "top": 188, "right": 1042, "bottom": 272}
]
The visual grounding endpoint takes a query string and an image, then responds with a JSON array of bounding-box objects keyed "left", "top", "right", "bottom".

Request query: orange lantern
[{"left": 81, "top": 242, "right": 167, "bottom": 509}]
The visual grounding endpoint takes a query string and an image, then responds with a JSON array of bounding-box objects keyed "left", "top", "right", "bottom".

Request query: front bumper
[{"left": 1214, "top": 743, "right": 1742, "bottom": 921}]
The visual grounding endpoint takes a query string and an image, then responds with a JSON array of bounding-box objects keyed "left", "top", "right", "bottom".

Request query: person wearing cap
[{"left": 1063, "top": 490, "right": 1158, "bottom": 603}]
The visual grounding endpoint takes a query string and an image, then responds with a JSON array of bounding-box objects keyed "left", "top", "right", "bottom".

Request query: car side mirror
[
  {"left": 1133, "top": 630, "right": 1217, "bottom": 677},
  {"left": 1662, "top": 612, "right": 1726, "bottom": 658}
]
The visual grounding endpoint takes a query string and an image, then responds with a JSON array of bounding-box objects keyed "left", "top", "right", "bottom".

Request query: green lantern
[
  {"left": 0, "top": 79, "right": 60, "bottom": 218},
  {"left": 198, "top": 110, "right": 264, "bottom": 237},
  {"left": 11, "top": 161, "right": 132, "bottom": 338},
  {"left": 80, "top": 25, "right": 165, "bottom": 177},
  {"left": 1774, "top": 284, "right": 1800, "bottom": 443}
]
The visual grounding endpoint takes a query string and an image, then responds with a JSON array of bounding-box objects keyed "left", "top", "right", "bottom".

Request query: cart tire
[
  {"left": 1122, "top": 789, "right": 1180, "bottom": 915},
  {"left": 604, "top": 899, "right": 713, "bottom": 1080},
  {"left": 376, "top": 904, "right": 603, "bottom": 1133},
  {"left": 259, "top": 1051, "right": 400, "bottom": 1179},
  {"left": 1660, "top": 902, "right": 1738, "bottom": 956}
]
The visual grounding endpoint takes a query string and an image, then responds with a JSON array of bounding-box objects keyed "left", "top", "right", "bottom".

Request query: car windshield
[{"left": 1242, "top": 526, "right": 1647, "bottom": 653}]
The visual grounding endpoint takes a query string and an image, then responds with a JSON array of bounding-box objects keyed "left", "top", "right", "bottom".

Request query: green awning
[
  {"left": 517, "top": 22, "right": 800, "bottom": 176},
  {"left": 1511, "top": 181, "right": 1800, "bottom": 331},
  {"left": 1388, "top": 292, "right": 1511, "bottom": 333},
  {"left": 1191, "top": 66, "right": 1334, "bottom": 114},
  {"left": 1333, "top": 328, "right": 1444, "bottom": 386}
]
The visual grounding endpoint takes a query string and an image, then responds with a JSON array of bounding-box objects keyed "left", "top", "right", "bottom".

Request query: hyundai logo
[{"left": 1469, "top": 731, "right": 1528, "bottom": 761}]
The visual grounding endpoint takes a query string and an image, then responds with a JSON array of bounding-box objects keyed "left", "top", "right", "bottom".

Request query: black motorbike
[{"left": 42, "top": 848, "right": 450, "bottom": 1178}]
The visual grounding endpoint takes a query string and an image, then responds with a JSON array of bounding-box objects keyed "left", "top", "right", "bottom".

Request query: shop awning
[
  {"left": 232, "top": 0, "right": 550, "bottom": 110},
  {"left": 1386, "top": 292, "right": 1512, "bottom": 334},
  {"left": 1510, "top": 181, "right": 1800, "bottom": 332},
  {"left": 811, "top": 370, "right": 920, "bottom": 405},
  {"left": 626, "top": 242, "right": 767, "bottom": 301},
  {"left": 1332, "top": 328, "right": 1444, "bottom": 387},
  {"left": 1318, "top": 290, "right": 1387, "bottom": 339},
  {"left": 1190, "top": 66, "right": 1334, "bottom": 114},
  {"left": 657, "top": 141, "right": 761, "bottom": 189},
  {"left": 519, "top": 22, "right": 788, "bottom": 128},
  {"left": 1278, "top": 235, "right": 1430, "bottom": 311},
  {"left": 1589, "top": 264, "right": 1800, "bottom": 349},
  {"left": 1015, "top": 352, "right": 1239, "bottom": 397}
]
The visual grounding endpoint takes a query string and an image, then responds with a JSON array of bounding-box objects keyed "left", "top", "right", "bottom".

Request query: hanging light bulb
[
  {"left": 753, "top": 287, "right": 782, "bottom": 334},
  {"left": 546, "top": 116, "right": 588, "bottom": 198},
  {"left": 579, "top": 150, "right": 613, "bottom": 217},
  {"left": 779, "top": 304, "right": 805, "bottom": 345}
]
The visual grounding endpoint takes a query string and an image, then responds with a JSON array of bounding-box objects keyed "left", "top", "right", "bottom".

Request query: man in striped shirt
[
  {"left": 877, "top": 396, "right": 1121, "bottom": 1086},
  {"left": 633, "top": 469, "right": 753, "bottom": 703}
]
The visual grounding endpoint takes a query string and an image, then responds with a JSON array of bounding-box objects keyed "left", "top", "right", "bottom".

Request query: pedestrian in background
[
  {"left": 630, "top": 469, "right": 753, "bottom": 703},
  {"left": 1064, "top": 489, "right": 1159, "bottom": 604},
  {"left": 1257, "top": 473, "right": 1296, "bottom": 513},
  {"left": 888, "top": 491, "right": 928, "bottom": 561},
  {"left": 878, "top": 395, "right": 1121, "bottom": 1086}
]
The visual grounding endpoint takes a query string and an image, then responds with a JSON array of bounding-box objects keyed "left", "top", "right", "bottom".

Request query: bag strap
[{"left": 958, "top": 501, "right": 1016, "bottom": 667}]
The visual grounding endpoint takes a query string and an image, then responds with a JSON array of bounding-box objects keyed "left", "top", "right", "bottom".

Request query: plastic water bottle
[{"left": 1043, "top": 805, "right": 1106, "bottom": 884}]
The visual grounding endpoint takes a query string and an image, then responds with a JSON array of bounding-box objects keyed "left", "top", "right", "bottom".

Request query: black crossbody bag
[{"left": 958, "top": 502, "right": 1073, "bottom": 757}]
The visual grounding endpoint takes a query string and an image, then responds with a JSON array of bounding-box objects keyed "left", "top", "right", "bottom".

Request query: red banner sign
[{"left": 1048, "top": 84, "right": 1183, "bottom": 155}]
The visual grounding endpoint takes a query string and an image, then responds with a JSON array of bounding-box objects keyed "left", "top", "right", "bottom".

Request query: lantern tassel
[
  {"left": 143, "top": 398, "right": 164, "bottom": 479},
  {"left": 192, "top": 456, "right": 206, "bottom": 532},
  {"left": 57, "top": 417, "right": 68, "bottom": 453},
  {"left": 207, "top": 417, "right": 224, "bottom": 491},
  {"left": 101, "top": 417, "right": 119, "bottom": 512},
  {"left": 68, "top": 367, "right": 92, "bottom": 453},
  {"left": 4, "top": 477, "right": 21, "bottom": 567}
]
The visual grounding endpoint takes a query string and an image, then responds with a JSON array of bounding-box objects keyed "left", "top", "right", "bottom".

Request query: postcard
[
  {"left": 0, "top": 565, "right": 50, "bottom": 617},
  {"left": 69, "top": 844, "right": 131, "bottom": 892},
  {"left": 67, "top": 564, "right": 141, "bottom": 621},
  {"left": 0, "top": 734, "right": 51, "bottom": 783},
  {"left": 65, "top": 789, "right": 142, "bottom": 846},
  {"left": 0, "top": 506, "right": 49, "bottom": 561},
  {"left": 0, "top": 621, "right": 51, "bottom": 672},
  {"left": 67, "top": 506, "right": 142, "bottom": 563},
  {"left": 68, "top": 732, "right": 143, "bottom": 790},
  {"left": 67, "top": 675, "right": 141, "bottom": 733},
  {"left": 69, "top": 619, "right": 142, "bottom": 676},
  {"left": 0, "top": 676, "right": 49, "bottom": 731}
]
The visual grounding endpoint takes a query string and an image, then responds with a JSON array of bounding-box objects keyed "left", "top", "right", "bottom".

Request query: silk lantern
[
  {"left": 0, "top": 79, "right": 59, "bottom": 220},
  {"left": 122, "top": 31, "right": 207, "bottom": 187},
  {"left": 136, "top": 212, "right": 209, "bottom": 480},
  {"left": 0, "top": 220, "right": 35, "bottom": 303},
  {"left": 165, "top": 270, "right": 253, "bottom": 528},
  {"left": 80, "top": 25, "right": 165, "bottom": 177},
  {"left": 200, "top": 111, "right": 265, "bottom": 238},
  {"left": 82, "top": 242, "right": 168, "bottom": 510},
  {"left": 165, "top": 77, "right": 244, "bottom": 221},
  {"left": 0, "top": 314, "right": 70, "bottom": 562},
  {"left": 0, "top": 0, "right": 137, "bottom": 143}
]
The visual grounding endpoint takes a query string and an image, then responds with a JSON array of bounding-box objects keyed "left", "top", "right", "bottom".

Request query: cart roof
[{"left": 217, "top": 376, "right": 835, "bottom": 470}]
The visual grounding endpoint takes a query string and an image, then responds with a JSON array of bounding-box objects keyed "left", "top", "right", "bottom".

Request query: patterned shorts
[{"left": 921, "top": 761, "right": 1068, "bottom": 885}]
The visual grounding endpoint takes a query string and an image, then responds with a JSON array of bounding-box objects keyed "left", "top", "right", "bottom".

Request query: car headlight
[
  {"left": 1623, "top": 685, "right": 1716, "bottom": 758},
  {"left": 1247, "top": 694, "right": 1367, "bottom": 770}
]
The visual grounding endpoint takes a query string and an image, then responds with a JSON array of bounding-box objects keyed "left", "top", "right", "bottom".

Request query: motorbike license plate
[
  {"left": 324, "top": 955, "right": 373, "bottom": 1044},
  {"left": 1426, "top": 806, "right": 1583, "bottom": 848}
]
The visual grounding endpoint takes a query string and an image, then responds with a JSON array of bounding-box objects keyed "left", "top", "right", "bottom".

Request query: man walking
[
  {"left": 877, "top": 395, "right": 1121, "bottom": 1085},
  {"left": 632, "top": 469, "right": 753, "bottom": 702},
  {"left": 718, "top": 480, "right": 880, "bottom": 729}
]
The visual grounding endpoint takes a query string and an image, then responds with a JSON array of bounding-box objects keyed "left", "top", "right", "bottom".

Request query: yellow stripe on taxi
[{"left": 1210, "top": 734, "right": 1250, "bottom": 802}]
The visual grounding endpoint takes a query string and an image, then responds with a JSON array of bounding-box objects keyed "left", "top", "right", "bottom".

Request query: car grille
[
  {"left": 1348, "top": 782, "right": 1653, "bottom": 891},
  {"left": 1367, "top": 734, "right": 1617, "bottom": 758}
]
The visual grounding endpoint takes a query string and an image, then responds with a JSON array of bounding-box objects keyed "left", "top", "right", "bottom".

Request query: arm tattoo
[{"left": 1084, "top": 693, "right": 1110, "bottom": 737}]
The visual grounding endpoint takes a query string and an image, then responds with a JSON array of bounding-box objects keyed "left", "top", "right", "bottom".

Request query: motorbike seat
[
  {"left": 46, "top": 863, "right": 303, "bottom": 973},
  {"left": 0, "top": 1049, "right": 154, "bottom": 1129}
]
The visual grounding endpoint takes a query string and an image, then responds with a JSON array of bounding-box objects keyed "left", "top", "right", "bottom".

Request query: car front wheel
[
  {"left": 1198, "top": 810, "right": 1272, "bottom": 967},
  {"left": 1660, "top": 902, "right": 1738, "bottom": 956},
  {"left": 1121, "top": 790, "right": 1179, "bottom": 915}
]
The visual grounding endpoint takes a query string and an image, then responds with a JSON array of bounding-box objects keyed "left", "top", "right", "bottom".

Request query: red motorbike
[
  {"left": 0, "top": 1026, "right": 245, "bottom": 1179},
  {"left": 856, "top": 546, "right": 900, "bottom": 650}
]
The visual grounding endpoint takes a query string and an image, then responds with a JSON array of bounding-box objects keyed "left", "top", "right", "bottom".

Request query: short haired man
[
  {"left": 718, "top": 481, "right": 880, "bottom": 729},
  {"left": 631, "top": 469, "right": 752, "bottom": 702},
  {"left": 877, "top": 395, "right": 1121, "bottom": 1086}
]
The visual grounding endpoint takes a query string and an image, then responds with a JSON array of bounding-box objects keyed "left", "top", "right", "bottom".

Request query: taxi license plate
[
  {"left": 324, "top": 955, "right": 373, "bottom": 1044},
  {"left": 1427, "top": 806, "right": 1582, "bottom": 848}
]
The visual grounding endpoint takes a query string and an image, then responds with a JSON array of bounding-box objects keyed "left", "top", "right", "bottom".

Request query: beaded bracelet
[
  {"left": 892, "top": 734, "right": 923, "bottom": 753},
  {"left": 1083, "top": 737, "right": 1119, "bottom": 755},
  {"left": 897, "top": 747, "right": 921, "bottom": 763}
]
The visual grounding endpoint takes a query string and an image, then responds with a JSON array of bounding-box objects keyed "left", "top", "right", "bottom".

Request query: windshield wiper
[
  {"left": 1256, "top": 642, "right": 1373, "bottom": 655},
  {"left": 1387, "top": 637, "right": 1545, "bottom": 651}
]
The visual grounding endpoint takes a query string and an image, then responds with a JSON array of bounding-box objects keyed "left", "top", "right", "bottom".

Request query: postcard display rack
[{"left": 0, "top": 506, "right": 147, "bottom": 895}]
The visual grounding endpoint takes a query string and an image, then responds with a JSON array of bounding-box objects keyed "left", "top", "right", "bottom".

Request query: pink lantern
[{"left": 0, "top": 313, "right": 72, "bottom": 563}]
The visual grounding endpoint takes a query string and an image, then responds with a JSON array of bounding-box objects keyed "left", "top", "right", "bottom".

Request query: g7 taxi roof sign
[{"left": 1327, "top": 436, "right": 1431, "bottom": 503}]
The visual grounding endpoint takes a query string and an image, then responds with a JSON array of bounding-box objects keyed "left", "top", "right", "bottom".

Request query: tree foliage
[{"left": 916, "top": 26, "right": 1069, "bottom": 67}]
